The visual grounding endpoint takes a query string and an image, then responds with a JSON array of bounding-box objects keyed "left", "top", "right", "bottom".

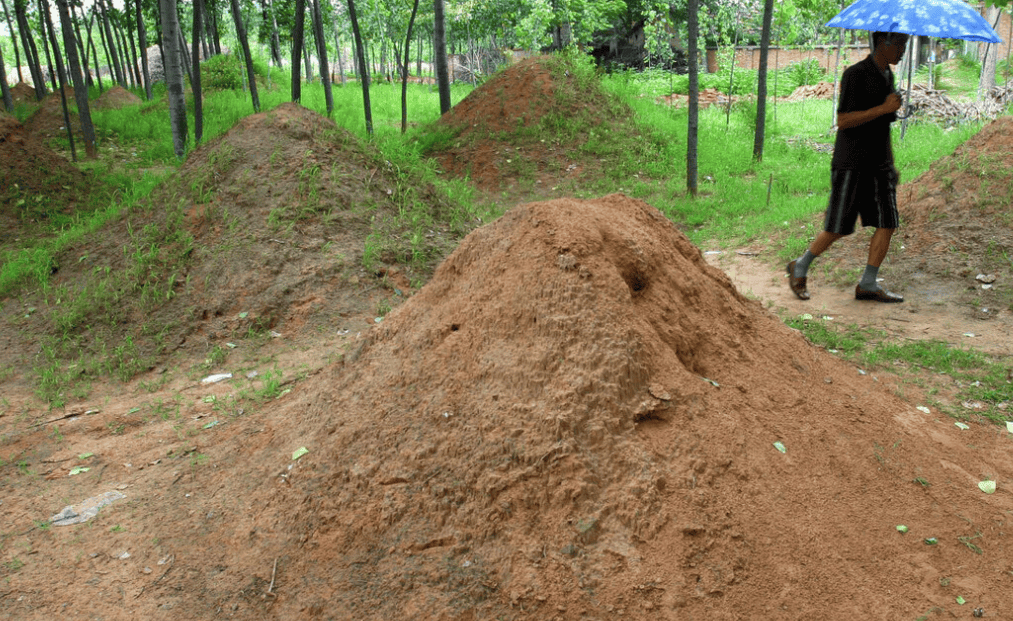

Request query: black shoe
[
  {"left": 855, "top": 285, "right": 903, "bottom": 303},
  {"left": 787, "top": 261, "right": 810, "bottom": 300}
]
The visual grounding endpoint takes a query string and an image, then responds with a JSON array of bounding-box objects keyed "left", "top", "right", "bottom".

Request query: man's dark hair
[{"left": 872, "top": 31, "right": 908, "bottom": 49}]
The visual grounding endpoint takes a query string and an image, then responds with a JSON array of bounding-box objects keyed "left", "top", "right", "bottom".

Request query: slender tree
[
  {"left": 56, "top": 0, "right": 96, "bottom": 157},
  {"left": 98, "top": 0, "right": 125, "bottom": 86},
  {"left": 0, "top": 0, "right": 25, "bottom": 83},
  {"left": 160, "top": 0, "right": 187, "bottom": 158},
  {"left": 14, "top": 0, "right": 46, "bottom": 98},
  {"left": 40, "top": 0, "right": 75, "bottom": 160},
  {"left": 135, "top": 0, "right": 152, "bottom": 99},
  {"left": 401, "top": 0, "right": 420, "bottom": 133},
  {"left": 192, "top": 0, "right": 204, "bottom": 143},
  {"left": 752, "top": 0, "right": 774, "bottom": 162},
  {"left": 0, "top": 41, "right": 12, "bottom": 110},
  {"left": 267, "top": 0, "right": 282, "bottom": 66},
  {"left": 347, "top": 0, "right": 371, "bottom": 133},
  {"left": 291, "top": 0, "right": 305, "bottom": 101},
  {"left": 311, "top": 0, "right": 332, "bottom": 114},
  {"left": 37, "top": 0, "right": 58, "bottom": 91},
  {"left": 433, "top": 0, "right": 450, "bottom": 114},
  {"left": 84, "top": 8, "right": 104, "bottom": 92},
  {"left": 687, "top": 0, "right": 699, "bottom": 197},
  {"left": 69, "top": 2, "right": 92, "bottom": 87},
  {"left": 230, "top": 0, "right": 260, "bottom": 111}
]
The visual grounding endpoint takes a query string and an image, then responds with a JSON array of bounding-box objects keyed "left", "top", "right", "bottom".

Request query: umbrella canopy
[{"left": 826, "top": 0, "right": 1003, "bottom": 43}]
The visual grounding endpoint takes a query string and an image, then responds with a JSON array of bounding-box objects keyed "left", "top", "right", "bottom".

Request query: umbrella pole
[{"left": 901, "top": 36, "right": 914, "bottom": 140}]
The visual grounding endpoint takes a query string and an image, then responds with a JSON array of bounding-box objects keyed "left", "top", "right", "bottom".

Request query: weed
[
  {"left": 958, "top": 532, "right": 983, "bottom": 555},
  {"left": 110, "top": 524, "right": 126, "bottom": 533}
]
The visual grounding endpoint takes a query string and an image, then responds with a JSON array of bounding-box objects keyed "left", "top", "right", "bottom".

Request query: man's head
[{"left": 872, "top": 31, "right": 909, "bottom": 66}]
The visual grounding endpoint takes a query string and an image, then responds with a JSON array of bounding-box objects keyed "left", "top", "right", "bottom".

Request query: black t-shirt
[{"left": 831, "top": 55, "right": 896, "bottom": 171}]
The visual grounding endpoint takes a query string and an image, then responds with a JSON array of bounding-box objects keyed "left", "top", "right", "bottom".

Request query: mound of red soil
[
  {"left": 189, "top": 194, "right": 1013, "bottom": 619},
  {"left": 32, "top": 103, "right": 462, "bottom": 372},
  {"left": 786, "top": 81, "right": 836, "bottom": 100},
  {"left": 426, "top": 55, "right": 637, "bottom": 199},
  {"left": 0, "top": 111, "right": 93, "bottom": 221},
  {"left": 94, "top": 85, "right": 143, "bottom": 109},
  {"left": 10, "top": 81, "right": 37, "bottom": 104}
]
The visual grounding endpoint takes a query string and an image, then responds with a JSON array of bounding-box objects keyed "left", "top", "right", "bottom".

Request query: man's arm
[{"left": 837, "top": 92, "right": 902, "bottom": 130}]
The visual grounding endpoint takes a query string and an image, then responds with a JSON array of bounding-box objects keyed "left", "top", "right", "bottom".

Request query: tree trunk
[
  {"left": 401, "top": 0, "right": 419, "bottom": 133},
  {"left": 0, "top": 0, "right": 25, "bottom": 84},
  {"left": 56, "top": 0, "right": 97, "bottom": 157},
  {"left": 687, "top": 0, "right": 699, "bottom": 197},
  {"left": 0, "top": 42, "right": 12, "bottom": 110},
  {"left": 303, "top": 5, "right": 314, "bottom": 83},
  {"left": 267, "top": 0, "right": 282, "bottom": 66},
  {"left": 291, "top": 0, "right": 305, "bottom": 101},
  {"left": 37, "top": 0, "right": 58, "bottom": 91},
  {"left": 192, "top": 0, "right": 203, "bottom": 143},
  {"left": 433, "top": 0, "right": 450, "bottom": 114},
  {"left": 978, "top": 6, "right": 1001, "bottom": 101},
  {"left": 70, "top": 3, "right": 92, "bottom": 88},
  {"left": 85, "top": 10, "right": 105, "bottom": 92},
  {"left": 346, "top": 0, "right": 372, "bottom": 133},
  {"left": 98, "top": 0, "right": 126, "bottom": 86},
  {"left": 230, "top": 0, "right": 261, "bottom": 111},
  {"left": 752, "top": 0, "right": 774, "bottom": 162},
  {"left": 334, "top": 20, "right": 346, "bottom": 84},
  {"left": 124, "top": 18, "right": 143, "bottom": 86},
  {"left": 160, "top": 0, "right": 187, "bottom": 158},
  {"left": 113, "top": 20, "right": 133, "bottom": 86},
  {"left": 14, "top": 0, "right": 46, "bottom": 98},
  {"left": 95, "top": 6, "right": 114, "bottom": 87},
  {"left": 135, "top": 0, "right": 152, "bottom": 99},
  {"left": 208, "top": 1, "right": 221, "bottom": 55},
  {"left": 311, "top": 0, "right": 332, "bottom": 114},
  {"left": 178, "top": 27, "right": 193, "bottom": 87},
  {"left": 40, "top": 0, "right": 76, "bottom": 160}
]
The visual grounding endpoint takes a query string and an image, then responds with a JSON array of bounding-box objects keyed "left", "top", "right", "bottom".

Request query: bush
[
  {"left": 201, "top": 53, "right": 244, "bottom": 90},
  {"left": 782, "top": 58, "right": 826, "bottom": 90}
]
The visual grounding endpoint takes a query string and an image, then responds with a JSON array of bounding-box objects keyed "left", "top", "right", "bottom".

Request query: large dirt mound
[{"left": 189, "top": 194, "right": 1012, "bottom": 619}]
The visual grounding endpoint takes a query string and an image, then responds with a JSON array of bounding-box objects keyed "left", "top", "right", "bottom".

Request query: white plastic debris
[
  {"left": 916, "top": 406, "right": 931, "bottom": 414},
  {"left": 201, "top": 373, "right": 232, "bottom": 384},
  {"left": 955, "top": 422, "right": 970, "bottom": 430},
  {"left": 978, "top": 480, "right": 996, "bottom": 494},
  {"left": 1006, "top": 422, "right": 1013, "bottom": 434},
  {"left": 975, "top": 273, "right": 997, "bottom": 284}
]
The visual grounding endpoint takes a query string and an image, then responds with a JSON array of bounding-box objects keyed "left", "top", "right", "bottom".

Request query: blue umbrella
[{"left": 826, "top": 0, "right": 1002, "bottom": 43}]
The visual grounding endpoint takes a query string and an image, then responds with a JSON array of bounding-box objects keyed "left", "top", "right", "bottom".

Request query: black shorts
[{"left": 823, "top": 168, "right": 899, "bottom": 235}]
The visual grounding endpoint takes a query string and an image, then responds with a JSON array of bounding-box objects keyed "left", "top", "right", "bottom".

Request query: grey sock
[
  {"left": 859, "top": 264, "right": 880, "bottom": 290},
  {"left": 793, "top": 250, "right": 816, "bottom": 278}
]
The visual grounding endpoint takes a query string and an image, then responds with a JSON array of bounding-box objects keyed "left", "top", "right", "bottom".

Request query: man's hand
[{"left": 882, "top": 92, "right": 902, "bottom": 114}]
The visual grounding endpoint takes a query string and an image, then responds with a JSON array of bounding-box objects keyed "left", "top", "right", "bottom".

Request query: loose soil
[{"left": 1, "top": 57, "right": 1012, "bottom": 620}]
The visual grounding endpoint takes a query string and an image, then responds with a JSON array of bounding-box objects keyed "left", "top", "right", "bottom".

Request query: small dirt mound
[
  {"left": 10, "top": 81, "right": 37, "bottom": 103},
  {"left": 786, "top": 81, "right": 835, "bottom": 100},
  {"left": 205, "top": 194, "right": 1013, "bottom": 619},
  {"left": 425, "top": 55, "right": 643, "bottom": 199},
  {"left": 0, "top": 111, "right": 93, "bottom": 223},
  {"left": 94, "top": 85, "right": 142, "bottom": 109},
  {"left": 22, "top": 88, "right": 81, "bottom": 140},
  {"left": 891, "top": 115, "right": 1013, "bottom": 310},
  {"left": 37, "top": 102, "right": 465, "bottom": 376}
]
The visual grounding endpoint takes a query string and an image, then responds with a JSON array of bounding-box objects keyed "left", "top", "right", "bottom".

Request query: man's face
[{"left": 882, "top": 35, "right": 909, "bottom": 65}]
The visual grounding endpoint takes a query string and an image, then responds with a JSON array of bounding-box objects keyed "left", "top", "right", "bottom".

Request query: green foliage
[
  {"left": 782, "top": 58, "right": 826, "bottom": 90},
  {"left": 201, "top": 53, "right": 245, "bottom": 90}
]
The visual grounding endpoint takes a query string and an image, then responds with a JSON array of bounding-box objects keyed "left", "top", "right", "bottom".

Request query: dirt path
[{"left": 705, "top": 247, "right": 1013, "bottom": 358}]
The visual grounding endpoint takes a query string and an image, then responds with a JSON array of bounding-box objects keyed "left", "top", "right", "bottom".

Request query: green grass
[{"left": 787, "top": 316, "right": 1012, "bottom": 424}]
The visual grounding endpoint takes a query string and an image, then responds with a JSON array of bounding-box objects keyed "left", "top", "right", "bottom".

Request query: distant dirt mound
[
  {"left": 786, "top": 81, "right": 835, "bottom": 100},
  {"left": 0, "top": 111, "right": 92, "bottom": 221},
  {"left": 426, "top": 55, "right": 639, "bottom": 197},
  {"left": 10, "top": 82, "right": 36, "bottom": 103},
  {"left": 22, "top": 88, "right": 80, "bottom": 139},
  {"left": 94, "top": 85, "right": 142, "bottom": 109},
  {"left": 218, "top": 194, "right": 1013, "bottom": 619}
]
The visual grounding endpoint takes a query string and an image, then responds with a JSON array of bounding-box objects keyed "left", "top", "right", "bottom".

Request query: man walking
[{"left": 788, "top": 31, "right": 908, "bottom": 303}]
